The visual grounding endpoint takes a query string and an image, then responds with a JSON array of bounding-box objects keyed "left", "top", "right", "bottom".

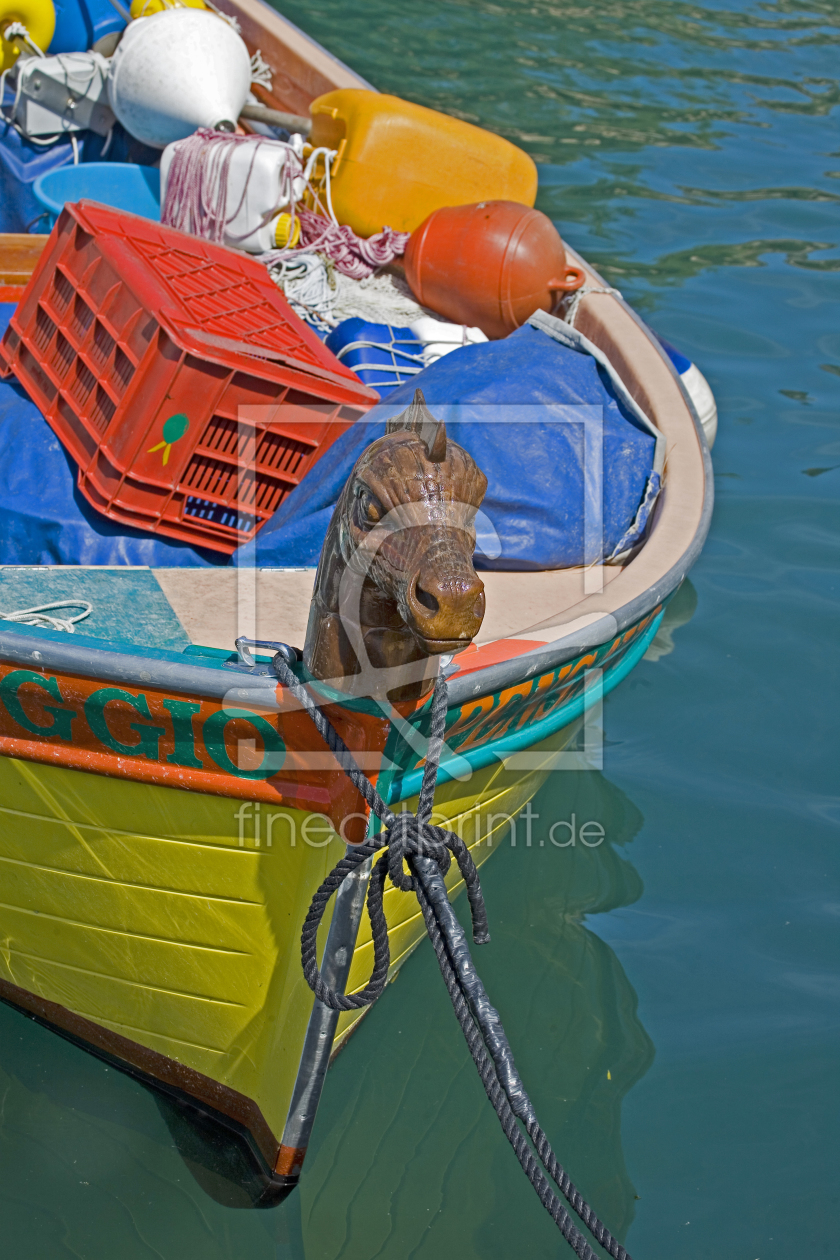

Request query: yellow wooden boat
[{"left": 0, "top": 0, "right": 713, "bottom": 1208}]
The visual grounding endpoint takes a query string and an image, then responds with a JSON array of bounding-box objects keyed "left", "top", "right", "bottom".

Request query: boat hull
[
  {"left": 0, "top": 608, "right": 660, "bottom": 1183},
  {"left": 0, "top": 0, "right": 714, "bottom": 1212},
  {"left": 0, "top": 713, "right": 582, "bottom": 1193}
]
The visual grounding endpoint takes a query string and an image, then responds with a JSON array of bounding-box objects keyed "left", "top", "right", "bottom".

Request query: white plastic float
[{"left": 107, "top": 7, "right": 252, "bottom": 148}]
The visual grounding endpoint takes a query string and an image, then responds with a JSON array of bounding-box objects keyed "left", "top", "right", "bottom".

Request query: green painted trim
[{"left": 385, "top": 610, "right": 663, "bottom": 805}]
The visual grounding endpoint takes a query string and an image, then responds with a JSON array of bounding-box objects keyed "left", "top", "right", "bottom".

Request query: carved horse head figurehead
[{"left": 304, "top": 390, "right": 488, "bottom": 702}]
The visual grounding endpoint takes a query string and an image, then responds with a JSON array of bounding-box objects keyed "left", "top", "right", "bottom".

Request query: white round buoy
[
  {"left": 655, "top": 332, "right": 719, "bottom": 450},
  {"left": 679, "top": 361, "right": 718, "bottom": 449},
  {"left": 107, "top": 8, "right": 251, "bottom": 149}
]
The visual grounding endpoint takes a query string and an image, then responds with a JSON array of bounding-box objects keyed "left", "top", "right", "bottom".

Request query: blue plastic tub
[
  {"left": 325, "top": 318, "right": 426, "bottom": 397},
  {"left": 33, "top": 163, "right": 161, "bottom": 229}
]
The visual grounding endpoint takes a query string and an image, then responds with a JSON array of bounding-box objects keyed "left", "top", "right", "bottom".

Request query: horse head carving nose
[{"left": 406, "top": 569, "right": 486, "bottom": 647}]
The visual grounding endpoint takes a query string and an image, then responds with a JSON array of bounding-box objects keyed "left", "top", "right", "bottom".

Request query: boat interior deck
[
  {"left": 0, "top": 564, "right": 623, "bottom": 655},
  {"left": 155, "top": 565, "right": 632, "bottom": 651}
]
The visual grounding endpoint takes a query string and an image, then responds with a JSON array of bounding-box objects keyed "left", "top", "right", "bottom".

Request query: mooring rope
[{"left": 271, "top": 654, "right": 632, "bottom": 1260}]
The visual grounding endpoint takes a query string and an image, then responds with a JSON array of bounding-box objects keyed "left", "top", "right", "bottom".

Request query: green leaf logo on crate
[{"left": 148, "top": 414, "right": 190, "bottom": 466}]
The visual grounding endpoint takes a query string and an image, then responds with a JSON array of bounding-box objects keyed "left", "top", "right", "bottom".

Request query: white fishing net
[{"left": 269, "top": 254, "right": 450, "bottom": 331}]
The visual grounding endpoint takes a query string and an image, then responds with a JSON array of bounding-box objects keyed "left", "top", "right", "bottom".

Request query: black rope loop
[
  {"left": 299, "top": 837, "right": 391, "bottom": 1011},
  {"left": 275, "top": 652, "right": 631, "bottom": 1260},
  {"left": 298, "top": 805, "right": 488, "bottom": 1012}
]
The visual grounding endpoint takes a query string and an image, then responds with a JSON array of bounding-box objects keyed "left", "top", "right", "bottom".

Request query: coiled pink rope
[
  {"left": 161, "top": 128, "right": 301, "bottom": 243},
  {"left": 293, "top": 206, "right": 409, "bottom": 280}
]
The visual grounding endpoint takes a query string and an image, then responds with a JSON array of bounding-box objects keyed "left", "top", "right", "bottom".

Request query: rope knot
[{"left": 384, "top": 811, "right": 451, "bottom": 892}]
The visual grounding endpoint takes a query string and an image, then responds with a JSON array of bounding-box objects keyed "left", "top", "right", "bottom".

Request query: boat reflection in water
[{"left": 643, "top": 578, "right": 698, "bottom": 663}]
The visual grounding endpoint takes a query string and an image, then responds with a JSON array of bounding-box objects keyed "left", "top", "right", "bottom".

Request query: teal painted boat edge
[
  {"left": 0, "top": 619, "right": 283, "bottom": 705},
  {"left": 0, "top": 599, "right": 673, "bottom": 713},
  {"left": 385, "top": 608, "right": 664, "bottom": 804}
]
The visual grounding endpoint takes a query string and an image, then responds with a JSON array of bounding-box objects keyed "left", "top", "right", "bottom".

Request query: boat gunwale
[
  {"left": 0, "top": 585, "right": 672, "bottom": 714},
  {"left": 454, "top": 263, "right": 714, "bottom": 703},
  {"left": 0, "top": 608, "right": 662, "bottom": 806}
]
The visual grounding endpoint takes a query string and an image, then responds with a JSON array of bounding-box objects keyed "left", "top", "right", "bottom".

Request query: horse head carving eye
[{"left": 354, "top": 484, "right": 382, "bottom": 528}]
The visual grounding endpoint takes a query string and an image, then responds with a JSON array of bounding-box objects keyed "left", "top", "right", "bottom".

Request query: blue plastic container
[
  {"left": 49, "top": 0, "right": 126, "bottom": 54},
  {"left": 33, "top": 163, "right": 161, "bottom": 229},
  {"left": 325, "top": 318, "right": 426, "bottom": 397}
]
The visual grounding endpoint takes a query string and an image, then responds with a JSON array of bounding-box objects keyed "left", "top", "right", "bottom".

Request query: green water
[{"left": 1, "top": 0, "right": 838, "bottom": 1255}]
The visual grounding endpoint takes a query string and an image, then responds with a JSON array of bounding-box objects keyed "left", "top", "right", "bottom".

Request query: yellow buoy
[
  {"left": 129, "top": 0, "right": 207, "bottom": 18},
  {"left": 1, "top": 0, "right": 56, "bottom": 72},
  {"left": 305, "top": 90, "right": 538, "bottom": 238}
]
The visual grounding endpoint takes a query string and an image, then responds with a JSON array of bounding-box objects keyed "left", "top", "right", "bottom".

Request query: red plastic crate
[{"left": 0, "top": 201, "right": 378, "bottom": 554}]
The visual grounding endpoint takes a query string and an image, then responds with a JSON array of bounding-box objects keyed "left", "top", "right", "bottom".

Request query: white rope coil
[
  {"left": 268, "top": 252, "right": 337, "bottom": 330},
  {"left": 0, "top": 600, "right": 93, "bottom": 633},
  {"left": 249, "top": 48, "right": 272, "bottom": 90}
]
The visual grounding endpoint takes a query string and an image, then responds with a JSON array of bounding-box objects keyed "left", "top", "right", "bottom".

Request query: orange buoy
[{"left": 404, "top": 200, "right": 586, "bottom": 340}]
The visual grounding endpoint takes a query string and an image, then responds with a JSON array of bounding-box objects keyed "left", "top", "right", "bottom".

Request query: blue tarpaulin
[
  {"left": 236, "top": 318, "right": 662, "bottom": 571},
  {"left": 0, "top": 308, "right": 661, "bottom": 570}
]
